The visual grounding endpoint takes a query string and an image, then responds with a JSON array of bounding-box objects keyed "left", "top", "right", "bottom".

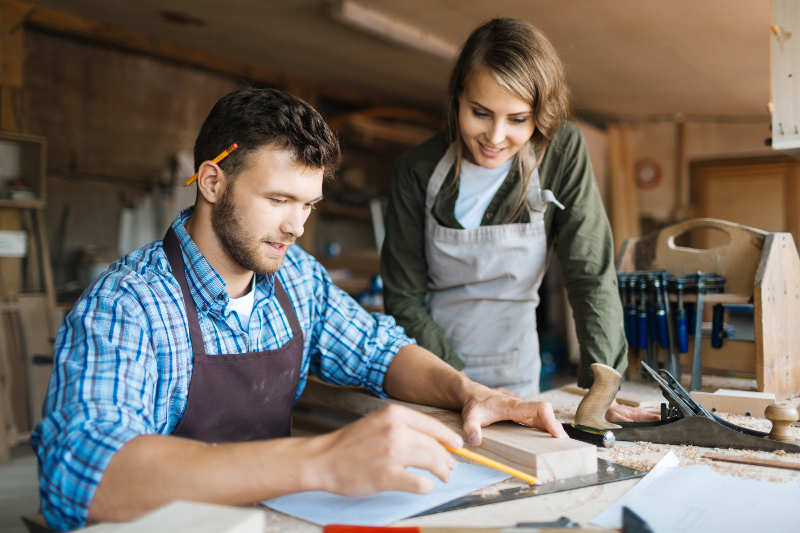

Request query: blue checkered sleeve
[
  {"left": 32, "top": 285, "right": 158, "bottom": 531},
  {"left": 303, "top": 259, "right": 414, "bottom": 397},
  {"left": 31, "top": 209, "right": 416, "bottom": 531}
]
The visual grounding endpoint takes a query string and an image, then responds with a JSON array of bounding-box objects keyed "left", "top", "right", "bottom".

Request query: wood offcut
[{"left": 295, "top": 379, "right": 597, "bottom": 483}]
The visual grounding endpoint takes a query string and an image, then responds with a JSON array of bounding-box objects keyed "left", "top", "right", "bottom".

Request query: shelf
[
  {"left": 0, "top": 131, "right": 47, "bottom": 203},
  {"left": 0, "top": 198, "right": 45, "bottom": 209},
  {"left": 667, "top": 293, "right": 752, "bottom": 304}
]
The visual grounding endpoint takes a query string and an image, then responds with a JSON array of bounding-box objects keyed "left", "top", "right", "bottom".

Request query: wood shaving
[
  {"left": 599, "top": 442, "right": 800, "bottom": 484},
  {"left": 543, "top": 383, "right": 800, "bottom": 485}
]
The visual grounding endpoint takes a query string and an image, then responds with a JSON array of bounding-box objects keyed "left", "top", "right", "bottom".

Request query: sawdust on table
[
  {"left": 598, "top": 442, "right": 800, "bottom": 484},
  {"left": 542, "top": 384, "right": 800, "bottom": 484}
]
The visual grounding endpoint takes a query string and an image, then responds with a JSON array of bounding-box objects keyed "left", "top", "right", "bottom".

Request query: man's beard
[{"left": 211, "top": 184, "right": 280, "bottom": 274}]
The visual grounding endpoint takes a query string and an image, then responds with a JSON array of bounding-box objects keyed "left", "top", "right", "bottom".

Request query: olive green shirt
[{"left": 380, "top": 121, "right": 626, "bottom": 388}]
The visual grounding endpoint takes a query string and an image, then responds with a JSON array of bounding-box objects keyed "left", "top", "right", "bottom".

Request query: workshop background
[{"left": 0, "top": 0, "right": 798, "bottom": 531}]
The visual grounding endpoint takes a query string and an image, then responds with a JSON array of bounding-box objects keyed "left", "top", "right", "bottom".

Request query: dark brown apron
[{"left": 164, "top": 227, "right": 303, "bottom": 442}]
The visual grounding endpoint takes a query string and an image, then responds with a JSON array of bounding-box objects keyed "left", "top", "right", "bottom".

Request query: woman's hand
[{"left": 459, "top": 384, "right": 568, "bottom": 445}]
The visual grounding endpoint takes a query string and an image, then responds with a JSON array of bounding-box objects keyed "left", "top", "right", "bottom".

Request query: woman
[{"left": 381, "top": 18, "right": 630, "bottom": 404}]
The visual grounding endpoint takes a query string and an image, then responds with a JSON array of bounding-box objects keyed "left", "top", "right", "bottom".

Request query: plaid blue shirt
[{"left": 31, "top": 208, "right": 413, "bottom": 531}]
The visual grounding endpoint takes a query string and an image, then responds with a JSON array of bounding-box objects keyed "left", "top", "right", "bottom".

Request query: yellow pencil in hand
[{"left": 444, "top": 445, "right": 539, "bottom": 485}]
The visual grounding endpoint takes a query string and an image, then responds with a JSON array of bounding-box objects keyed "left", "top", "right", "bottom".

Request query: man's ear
[{"left": 196, "top": 161, "right": 227, "bottom": 204}]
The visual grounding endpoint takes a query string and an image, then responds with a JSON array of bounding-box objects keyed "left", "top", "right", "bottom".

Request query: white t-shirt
[
  {"left": 455, "top": 158, "right": 513, "bottom": 229},
  {"left": 227, "top": 275, "right": 256, "bottom": 331}
]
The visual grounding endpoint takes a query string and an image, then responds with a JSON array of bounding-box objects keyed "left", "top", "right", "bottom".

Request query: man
[{"left": 32, "top": 88, "right": 567, "bottom": 531}]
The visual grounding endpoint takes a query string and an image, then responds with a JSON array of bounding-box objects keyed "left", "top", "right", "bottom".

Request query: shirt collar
[{"left": 170, "top": 208, "right": 275, "bottom": 314}]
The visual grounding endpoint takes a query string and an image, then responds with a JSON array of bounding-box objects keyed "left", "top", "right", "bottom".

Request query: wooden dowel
[{"left": 702, "top": 452, "right": 800, "bottom": 472}]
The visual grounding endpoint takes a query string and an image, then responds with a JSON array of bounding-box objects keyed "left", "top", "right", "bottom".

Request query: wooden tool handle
[
  {"left": 658, "top": 218, "right": 748, "bottom": 253},
  {"left": 574, "top": 363, "right": 622, "bottom": 430},
  {"left": 765, "top": 402, "right": 799, "bottom": 442}
]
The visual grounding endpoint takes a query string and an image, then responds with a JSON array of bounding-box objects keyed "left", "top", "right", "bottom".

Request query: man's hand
[
  {"left": 460, "top": 384, "right": 569, "bottom": 446},
  {"left": 312, "top": 404, "right": 463, "bottom": 497},
  {"left": 605, "top": 402, "right": 661, "bottom": 423}
]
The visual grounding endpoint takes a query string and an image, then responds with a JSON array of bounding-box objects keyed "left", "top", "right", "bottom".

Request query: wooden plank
[
  {"left": 81, "top": 501, "right": 266, "bottom": 533},
  {"left": 17, "top": 293, "right": 53, "bottom": 426},
  {"left": 607, "top": 124, "right": 640, "bottom": 256},
  {"left": 754, "top": 233, "right": 800, "bottom": 399},
  {"left": 0, "top": 325, "right": 9, "bottom": 461},
  {"left": 33, "top": 209, "right": 58, "bottom": 338},
  {"left": 0, "top": 0, "right": 29, "bottom": 132},
  {"left": 690, "top": 390, "right": 776, "bottom": 417},
  {"left": 673, "top": 118, "right": 689, "bottom": 218},
  {"left": 296, "top": 380, "right": 597, "bottom": 483},
  {"left": 0, "top": 309, "right": 30, "bottom": 432}
]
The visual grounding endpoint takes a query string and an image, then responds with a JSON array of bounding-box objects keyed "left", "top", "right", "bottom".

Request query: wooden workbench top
[
  {"left": 260, "top": 381, "right": 800, "bottom": 532},
  {"left": 79, "top": 380, "right": 800, "bottom": 532}
]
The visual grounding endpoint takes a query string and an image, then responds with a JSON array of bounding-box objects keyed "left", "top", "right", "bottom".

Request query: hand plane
[{"left": 566, "top": 362, "right": 800, "bottom": 453}]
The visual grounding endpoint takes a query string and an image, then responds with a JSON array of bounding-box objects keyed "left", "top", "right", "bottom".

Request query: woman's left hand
[{"left": 460, "top": 386, "right": 568, "bottom": 445}]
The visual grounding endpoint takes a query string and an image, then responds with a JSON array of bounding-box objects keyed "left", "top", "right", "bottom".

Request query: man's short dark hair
[{"left": 194, "top": 88, "right": 340, "bottom": 180}]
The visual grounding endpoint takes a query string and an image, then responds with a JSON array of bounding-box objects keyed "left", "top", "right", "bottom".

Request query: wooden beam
[
  {"left": 0, "top": 0, "right": 29, "bottom": 87},
  {"left": 608, "top": 124, "right": 641, "bottom": 256},
  {"left": 296, "top": 379, "right": 597, "bottom": 483},
  {"left": 673, "top": 118, "right": 689, "bottom": 219},
  {"left": 0, "top": 0, "right": 30, "bottom": 131},
  {"left": 21, "top": 1, "right": 393, "bottom": 108}
]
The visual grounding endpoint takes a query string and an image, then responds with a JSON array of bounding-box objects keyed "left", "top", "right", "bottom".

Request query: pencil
[
  {"left": 185, "top": 142, "right": 239, "bottom": 186},
  {"left": 443, "top": 445, "right": 539, "bottom": 485}
]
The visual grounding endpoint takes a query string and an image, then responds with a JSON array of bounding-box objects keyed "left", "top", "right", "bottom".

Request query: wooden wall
[
  {"left": 628, "top": 119, "right": 774, "bottom": 223},
  {"left": 22, "top": 29, "right": 242, "bottom": 261}
]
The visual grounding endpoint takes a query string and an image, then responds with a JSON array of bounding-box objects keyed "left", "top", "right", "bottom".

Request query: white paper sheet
[
  {"left": 592, "top": 451, "right": 800, "bottom": 532},
  {"left": 262, "top": 462, "right": 509, "bottom": 526}
]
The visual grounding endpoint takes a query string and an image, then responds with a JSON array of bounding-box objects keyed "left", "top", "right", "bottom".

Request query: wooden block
[
  {"left": 81, "top": 501, "right": 266, "bottom": 533},
  {"left": 297, "top": 379, "right": 597, "bottom": 483},
  {"left": 690, "top": 389, "right": 776, "bottom": 417}
]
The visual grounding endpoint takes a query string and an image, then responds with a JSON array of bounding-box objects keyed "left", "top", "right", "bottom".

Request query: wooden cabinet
[{"left": 691, "top": 156, "right": 800, "bottom": 249}]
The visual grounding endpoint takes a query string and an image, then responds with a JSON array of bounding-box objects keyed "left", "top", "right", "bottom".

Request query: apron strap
[
  {"left": 425, "top": 144, "right": 457, "bottom": 212},
  {"left": 163, "top": 227, "right": 206, "bottom": 356},
  {"left": 273, "top": 277, "right": 302, "bottom": 339},
  {"left": 427, "top": 143, "right": 563, "bottom": 214}
]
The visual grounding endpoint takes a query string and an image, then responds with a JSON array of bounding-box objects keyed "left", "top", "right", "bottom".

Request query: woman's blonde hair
[{"left": 447, "top": 18, "right": 569, "bottom": 222}]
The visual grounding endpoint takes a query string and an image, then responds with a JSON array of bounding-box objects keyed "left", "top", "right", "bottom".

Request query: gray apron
[{"left": 424, "top": 144, "right": 564, "bottom": 398}]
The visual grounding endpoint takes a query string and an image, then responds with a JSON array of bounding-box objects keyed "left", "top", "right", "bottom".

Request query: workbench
[
  {"left": 69, "top": 379, "right": 799, "bottom": 532},
  {"left": 262, "top": 381, "right": 800, "bottom": 532}
]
